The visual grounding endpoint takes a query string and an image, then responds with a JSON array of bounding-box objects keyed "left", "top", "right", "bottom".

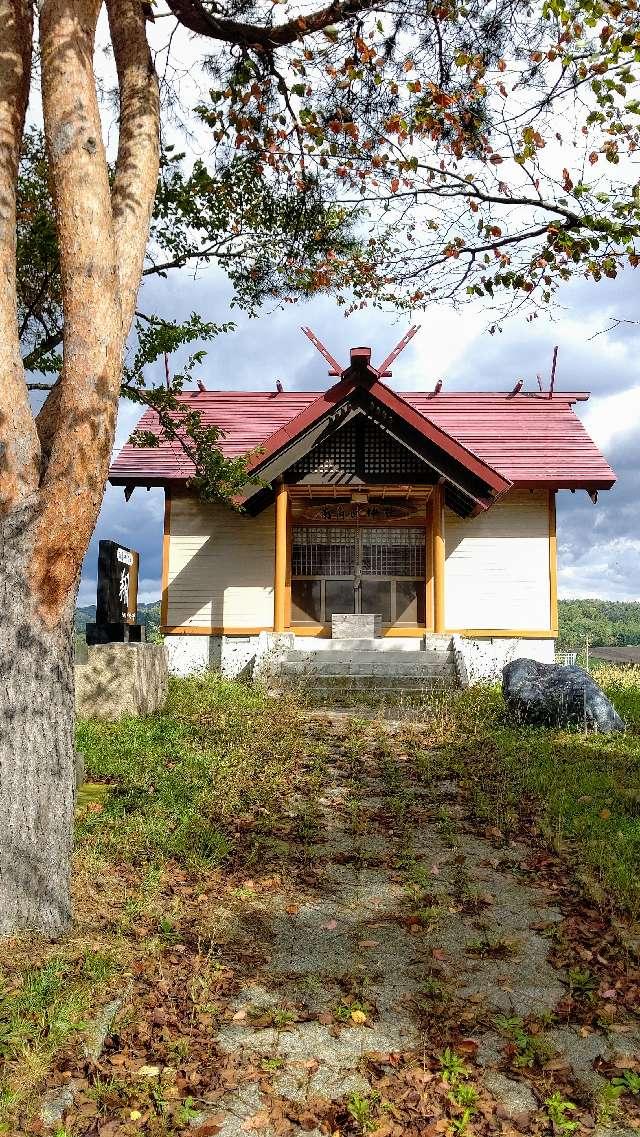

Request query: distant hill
[
  {"left": 558, "top": 599, "right": 640, "bottom": 650},
  {"left": 75, "top": 600, "right": 161, "bottom": 640}
]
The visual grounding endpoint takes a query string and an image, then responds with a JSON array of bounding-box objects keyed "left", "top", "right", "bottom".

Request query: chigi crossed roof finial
[{"left": 301, "top": 324, "right": 421, "bottom": 379}]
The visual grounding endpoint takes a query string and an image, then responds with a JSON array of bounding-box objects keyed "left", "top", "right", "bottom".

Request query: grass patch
[
  {"left": 405, "top": 664, "right": 640, "bottom": 914},
  {"left": 76, "top": 672, "right": 304, "bottom": 868},
  {"left": 0, "top": 951, "right": 119, "bottom": 1121}
]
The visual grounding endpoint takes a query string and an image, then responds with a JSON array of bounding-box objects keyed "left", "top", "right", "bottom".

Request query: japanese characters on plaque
[
  {"left": 96, "top": 539, "right": 139, "bottom": 626},
  {"left": 300, "top": 502, "right": 415, "bottom": 523}
]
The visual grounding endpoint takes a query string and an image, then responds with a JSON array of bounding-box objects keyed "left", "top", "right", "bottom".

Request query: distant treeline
[
  {"left": 558, "top": 599, "right": 640, "bottom": 649},
  {"left": 75, "top": 601, "right": 161, "bottom": 641}
]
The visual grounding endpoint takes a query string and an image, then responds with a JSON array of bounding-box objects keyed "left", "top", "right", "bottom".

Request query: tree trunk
[{"left": 0, "top": 504, "right": 76, "bottom": 937}]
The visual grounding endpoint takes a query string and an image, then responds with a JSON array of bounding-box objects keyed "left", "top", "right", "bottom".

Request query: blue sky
[{"left": 77, "top": 265, "right": 640, "bottom": 607}]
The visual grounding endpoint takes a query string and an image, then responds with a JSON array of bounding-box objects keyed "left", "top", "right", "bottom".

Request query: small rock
[
  {"left": 40, "top": 1083, "right": 78, "bottom": 1127},
  {"left": 502, "top": 659, "right": 624, "bottom": 732},
  {"left": 83, "top": 997, "right": 124, "bottom": 1062},
  {"left": 483, "top": 1071, "right": 537, "bottom": 1119}
]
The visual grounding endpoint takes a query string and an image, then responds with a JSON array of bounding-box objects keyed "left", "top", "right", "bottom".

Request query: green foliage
[
  {"left": 19, "top": 135, "right": 357, "bottom": 505},
  {"left": 438, "top": 1048, "right": 469, "bottom": 1085},
  {"left": 612, "top": 1069, "right": 640, "bottom": 1096},
  {"left": 545, "top": 1091, "right": 579, "bottom": 1133},
  {"left": 346, "top": 1091, "right": 377, "bottom": 1132},
  {"left": 558, "top": 599, "right": 640, "bottom": 651},
  {"left": 494, "top": 1015, "right": 556, "bottom": 1068},
  {"left": 17, "top": 129, "right": 61, "bottom": 374},
  {"left": 0, "top": 953, "right": 118, "bottom": 1111},
  {"left": 200, "top": 0, "right": 640, "bottom": 316}
]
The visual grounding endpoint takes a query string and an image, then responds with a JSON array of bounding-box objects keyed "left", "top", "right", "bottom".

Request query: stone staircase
[{"left": 276, "top": 635, "right": 459, "bottom": 708}]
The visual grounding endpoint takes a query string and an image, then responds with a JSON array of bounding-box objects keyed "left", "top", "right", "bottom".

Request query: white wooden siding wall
[
  {"left": 166, "top": 496, "right": 275, "bottom": 629},
  {"left": 444, "top": 489, "right": 551, "bottom": 630}
]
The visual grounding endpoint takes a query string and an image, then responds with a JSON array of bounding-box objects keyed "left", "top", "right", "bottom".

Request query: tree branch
[
  {"left": 166, "top": 0, "right": 378, "bottom": 49},
  {"left": 35, "top": 0, "right": 123, "bottom": 621},
  {"left": 107, "top": 0, "right": 161, "bottom": 333},
  {"left": 0, "top": 0, "right": 40, "bottom": 512}
]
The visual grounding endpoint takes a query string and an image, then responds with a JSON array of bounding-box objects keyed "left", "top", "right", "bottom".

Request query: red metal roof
[{"left": 109, "top": 389, "right": 616, "bottom": 490}]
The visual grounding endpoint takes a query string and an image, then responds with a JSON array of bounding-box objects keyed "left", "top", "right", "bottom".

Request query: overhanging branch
[{"left": 166, "top": 0, "right": 378, "bottom": 49}]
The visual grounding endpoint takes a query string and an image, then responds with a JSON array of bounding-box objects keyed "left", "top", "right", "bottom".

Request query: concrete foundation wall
[
  {"left": 75, "top": 643, "right": 168, "bottom": 720},
  {"left": 165, "top": 634, "right": 263, "bottom": 678},
  {"left": 452, "top": 635, "right": 555, "bottom": 687}
]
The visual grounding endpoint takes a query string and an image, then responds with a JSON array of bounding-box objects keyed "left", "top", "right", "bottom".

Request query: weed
[
  {"left": 612, "top": 1069, "right": 640, "bottom": 1096},
  {"left": 346, "top": 1091, "right": 377, "bottom": 1132},
  {"left": 494, "top": 1016, "right": 555, "bottom": 1069},
  {"left": 438, "top": 1048, "right": 469, "bottom": 1085},
  {"left": 270, "top": 1008, "right": 298, "bottom": 1029},
  {"left": 261, "top": 1057, "right": 285, "bottom": 1074},
  {"left": 415, "top": 976, "right": 449, "bottom": 1009},
  {"left": 167, "top": 1037, "right": 190, "bottom": 1062},
  {"left": 177, "top": 1096, "right": 202, "bottom": 1124},
  {"left": 333, "top": 998, "right": 372, "bottom": 1024},
  {"left": 449, "top": 1083, "right": 478, "bottom": 1109},
  {"left": 449, "top": 1109, "right": 474, "bottom": 1134},
  {"left": 596, "top": 1082, "right": 623, "bottom": 1125},
  {"left": 76, "top": 672, "right": 304, "bottom": 869},
  {"left": 567, "top": 966, "right": 598, "bottom": 999},
  {"left": 545, "top": 1091, "right": 579, "bottom": 1133},
  {"left": 157, "top": 917, "right": 181, "bottom": 945},
  {"left": 465, "top": 935, "right": 519, "bottom": 959},
  {"left": 436, "top": 807, "right": 457, "bottom": 846}
]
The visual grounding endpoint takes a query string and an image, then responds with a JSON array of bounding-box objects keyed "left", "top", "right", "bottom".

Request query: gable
[
  {"left": 243, "top": 386, "right": 511, "bottom": 518},
  {"left": 288, "top": 412, "right": 435, "bottom": 485}
]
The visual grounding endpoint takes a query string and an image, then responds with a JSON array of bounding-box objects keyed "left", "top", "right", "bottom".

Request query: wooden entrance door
[{"left": 291, "top": 526, "right": 426, "bottom": 627}]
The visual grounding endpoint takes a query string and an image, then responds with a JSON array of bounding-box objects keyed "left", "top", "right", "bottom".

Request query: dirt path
[{"left": 184, "top": 715, "right": 640, "bottom": 1137}]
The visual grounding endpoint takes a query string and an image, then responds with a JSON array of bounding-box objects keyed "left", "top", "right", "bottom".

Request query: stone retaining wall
[{"left": 75, "top": 643, "right": 168, "bottom": 720}]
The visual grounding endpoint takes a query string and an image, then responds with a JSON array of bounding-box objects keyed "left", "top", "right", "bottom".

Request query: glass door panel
[
  {"left": 360, "top": 579, "right": 392, "bottom": 623},
  {"left": 395, "top": 579, "right": 426, "bottom": 625},
  {"left": 325, "top": 579, "right": 355, "bottom": 620},
  {"left": 291, "top": 579, "right": 322, "bottom": 624}
]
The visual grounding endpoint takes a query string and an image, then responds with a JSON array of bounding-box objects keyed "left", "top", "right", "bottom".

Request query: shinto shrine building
[{"left": 110, "top": 337, "right": 615, "bottom": 678}]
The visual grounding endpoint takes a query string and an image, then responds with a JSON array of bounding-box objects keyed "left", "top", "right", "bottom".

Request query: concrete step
[
  {"left": 281, "top": 660, "right": 456, "bottom": 678},
  {"left": 291, "top": 636, "right": 452, "bottom": 653},
  {"left": 293, "top": 673, "right": 457, "bottom": 689},
  {"left": 287, "top": 649, "right": 453, "bottom": 665}
]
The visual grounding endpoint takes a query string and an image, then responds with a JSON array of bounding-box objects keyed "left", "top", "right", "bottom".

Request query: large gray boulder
[{"left": 502, "top": 658, "right": 624, "bottom": 732}]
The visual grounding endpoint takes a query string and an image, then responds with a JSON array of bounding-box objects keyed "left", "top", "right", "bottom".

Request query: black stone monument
[{"left": 86, "top": 540, "right": 146, "bottom": 645}]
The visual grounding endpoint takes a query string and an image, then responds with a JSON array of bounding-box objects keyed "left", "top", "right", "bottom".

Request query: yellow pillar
[
  {"left": 432, "top": 484, "right": 446, "bottom": 634},
  {"left": 274, "top": 482, "right": 288, "bottom": 632},
  {"left": 549, "top": 489, "right": 558, "bottom": 635}
]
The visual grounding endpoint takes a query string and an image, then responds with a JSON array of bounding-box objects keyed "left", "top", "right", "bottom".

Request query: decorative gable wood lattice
[{"left": 288, "top": 413, "right": 433, "bottom": 485}]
